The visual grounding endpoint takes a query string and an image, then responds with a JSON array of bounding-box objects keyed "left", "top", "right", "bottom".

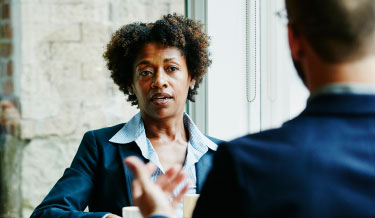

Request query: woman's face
[{"left": 131, "top": 43, "right": 195, "bottom": 120}]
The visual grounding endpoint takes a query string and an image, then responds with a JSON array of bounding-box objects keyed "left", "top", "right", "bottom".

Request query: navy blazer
[
  {"left": 30, "top": 124, "right": 221, "bottom": 218},
  {"left": 192, "top": 94, "right": 375, "bottom": 218},
  {"left": 152, "top": 94, "right": 375, "bottom": 218}
]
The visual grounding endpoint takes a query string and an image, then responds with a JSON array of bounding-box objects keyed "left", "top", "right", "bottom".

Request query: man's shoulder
[
  {"left": 214, "top": 125, "right": 310, "bottom": 190},
  {"left": 218, "top": 120, "right": 310, "bottom": 167},
  {"left": 225, "top": 124, "right": 300, "bottom": 150}
]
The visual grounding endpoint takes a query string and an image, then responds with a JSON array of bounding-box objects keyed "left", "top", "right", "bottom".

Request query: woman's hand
[{"left": 125, "top": 157, "right": 189, "bottom": 218}]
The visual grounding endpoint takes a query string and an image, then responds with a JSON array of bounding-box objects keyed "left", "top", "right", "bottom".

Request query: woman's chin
[{"left": 142, "top": 108, "right": 183, "bottom": 121}]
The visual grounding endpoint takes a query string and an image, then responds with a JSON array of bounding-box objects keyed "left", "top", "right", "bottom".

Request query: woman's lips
[
  {"left": 150, "top": 93, "right": 173, "bottom": 105},
  {"left": 151, "top": 97, "right": 172, "bottom": 105}
]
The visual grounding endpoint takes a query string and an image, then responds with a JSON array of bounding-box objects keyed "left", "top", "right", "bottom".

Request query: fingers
[
  {"left": 153, "top": 165, "right": 188, "bottom": 196},
  {"left": 155, "top": 165, "right": 181, "bottom": 188},
  {"left": 125, "top": 157, "right": 157, "bottom": 177},
  {"left": 145, "top": 161, "right": 157, "bottom": 176},
  {"left": 170, "top": 182, "right": 191, "bottom": 209},
  {"left": 126, "top": 156, "right": 189, "bottom": 206},
  {"left": 125, "top": 157, "right": 149, "bottom": 179},
  {"left": 125, "top": 157, "right": 153, "bottom": 191},
  {"left": 132, "top": 179, "right": 142, "bottom": 199},
  {"left": 165, "top": 170, "right": 187, "bottom": 194}
]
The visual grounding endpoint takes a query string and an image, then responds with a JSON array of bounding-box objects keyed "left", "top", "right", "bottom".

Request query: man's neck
[{"left": 304, "top": 54, "right": 375, "bottom": 93}]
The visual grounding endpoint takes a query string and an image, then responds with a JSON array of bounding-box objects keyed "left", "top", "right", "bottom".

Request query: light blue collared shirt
[{"left": 109, "top": 112, "right": 218, "bottom": 218}]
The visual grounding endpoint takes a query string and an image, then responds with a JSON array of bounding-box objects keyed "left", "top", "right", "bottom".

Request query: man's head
[
  {"left": 285, "top": 0, "right": 375, "bottom": 89},
  {"left": 286, "top": 0, "right": 375, "bottom": 63}
]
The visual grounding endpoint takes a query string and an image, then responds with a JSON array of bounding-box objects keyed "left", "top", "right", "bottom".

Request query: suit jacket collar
[
  {"left": 195, "top": 150, "right": 215, "bottom": 193},
  {"left": 303, "top": 94, "right": 375, "bottom": 115},
  {"left": 116, "top": 142, "right": 145, "bottom": 206}
]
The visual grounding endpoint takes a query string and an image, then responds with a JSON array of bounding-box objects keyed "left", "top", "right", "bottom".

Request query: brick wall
[
  {"left": 0, "top": 0, "right": 15, "bottom": 103},
  {"left": 18, "top": 1, "right": 184, "bottom": 217}
]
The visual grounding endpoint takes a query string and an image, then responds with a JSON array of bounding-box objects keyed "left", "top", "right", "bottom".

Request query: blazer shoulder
[
  {"left": 85, "top": 123, "right": 126, "bottom": 141},
  {"left": 91, "top": 123, "right": 125, "bottom": 134}
]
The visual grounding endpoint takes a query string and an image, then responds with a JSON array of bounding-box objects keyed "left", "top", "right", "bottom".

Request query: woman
[{"left": 31, "top": 14, "right": 221, "bottom": 218}]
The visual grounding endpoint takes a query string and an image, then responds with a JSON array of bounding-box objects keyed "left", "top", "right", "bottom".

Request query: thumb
[
  {"left": 125, "top": 156, "right": 153, "bottom": 190},
  {"left": 132, "top": 179, "right": 142, "bottom": 199}
]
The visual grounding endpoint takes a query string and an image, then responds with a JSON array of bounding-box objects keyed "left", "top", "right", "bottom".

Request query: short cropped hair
[
  {"left": 286, "top": 0, "right": 375, "bottom": 63},
  {"left": 103, "top": 14, "right": 211, "bottom": 106}
]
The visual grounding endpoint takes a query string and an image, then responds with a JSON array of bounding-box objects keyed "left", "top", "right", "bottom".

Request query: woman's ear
[
  {"left": 189, "top": 79, "right": 196, "bottom": 89},
  {"left": 128, "top": 86, "right": 134, "bottom": 94}
]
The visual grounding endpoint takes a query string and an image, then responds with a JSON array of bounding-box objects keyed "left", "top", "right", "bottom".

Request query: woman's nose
[{"left": 152, "top": 70, "right": 168, "bottom": 88}]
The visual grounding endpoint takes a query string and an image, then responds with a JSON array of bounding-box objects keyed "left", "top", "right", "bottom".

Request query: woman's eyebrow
[
  {"left": 135, "top": 58, "right": 179, "bottom": 67},
  {"left": 135, "top": 60, "right": 150, "bottom": 67},
  {"left": 164, "top": 57, "right": 178, "bottom": 62}
]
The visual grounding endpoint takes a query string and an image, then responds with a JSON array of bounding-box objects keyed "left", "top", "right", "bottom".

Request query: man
[{"left": 126, "top": 0, "right": 375, "bottom": 217}]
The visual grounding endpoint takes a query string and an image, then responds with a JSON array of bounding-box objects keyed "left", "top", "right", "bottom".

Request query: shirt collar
[
  {"left": 109, "top": 112, "right": 156, "bottom": 163},
  {"left": 183, "top": 113, "right": 218, "bottom": 152},
  {"left": 109, "top": 112, "right": 144, "bottom": 144},
  {"left": 109, "top": 112, "right": 217, "bottom": 171},
  {"left": 183, "top": 113, "right": 218, "bottom": 169},
  {"left": 309, "top": 83, "right": 375, "bottom": 101}
]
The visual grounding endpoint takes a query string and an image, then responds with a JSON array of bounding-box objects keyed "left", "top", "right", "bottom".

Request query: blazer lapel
[
  {"left": 195, "top": 150, "right": 214, "bottom": 193},
  {"left": 117, "top": 142, "right": 146, "bottom": 206},
  {"left": 117, "top": 143, "right": 217, "bottom": 199}
]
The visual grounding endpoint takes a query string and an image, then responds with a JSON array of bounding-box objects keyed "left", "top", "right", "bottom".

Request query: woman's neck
[{"left": 141, "top": 112, "right": 188, "bottom": 143}]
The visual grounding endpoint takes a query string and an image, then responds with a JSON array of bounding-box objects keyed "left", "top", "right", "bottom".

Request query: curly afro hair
[{"left": 103, "top": 13, "right": 211, "bottom": 106}]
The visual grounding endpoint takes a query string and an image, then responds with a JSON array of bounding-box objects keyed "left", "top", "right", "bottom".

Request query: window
[{"left": 186, "top": 0, "right": 309, "bottom": 140}]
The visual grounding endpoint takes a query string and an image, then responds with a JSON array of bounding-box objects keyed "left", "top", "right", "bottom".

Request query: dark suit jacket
[
  {"left": 192, "top": 94, "right": 375, "bottom": 218},
  {"left": 152, "top": 94, "right": 375, "bottom": 218},
  {"left": 30, "top": 124, "right": 221, "bottom": 218}
]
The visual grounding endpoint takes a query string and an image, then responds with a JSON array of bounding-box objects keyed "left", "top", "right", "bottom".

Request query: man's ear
[{"left": 288, "top": 24, "right": 303, "bottom": 61}]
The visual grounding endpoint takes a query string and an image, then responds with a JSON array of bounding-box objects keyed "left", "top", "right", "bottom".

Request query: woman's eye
[
  {"left": 168, "top": 66, "right": 179, "bottom": 72},
  {"left": 139, "top": 70, "right": 152, "bottom": 76}
]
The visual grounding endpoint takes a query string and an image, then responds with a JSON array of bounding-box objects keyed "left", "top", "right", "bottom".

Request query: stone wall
[{"left": 17, "top": 0, "right": 184, "bottom": 217}]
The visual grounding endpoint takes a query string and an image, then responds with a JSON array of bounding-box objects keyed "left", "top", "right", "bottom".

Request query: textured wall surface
[{"left": 19, "top": 0, "right": 184, "bottom": 217}]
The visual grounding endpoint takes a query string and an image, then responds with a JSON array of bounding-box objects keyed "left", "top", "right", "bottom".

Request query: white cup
[{"left": 122, "top": 206, "right": 143, "bottom": 218}]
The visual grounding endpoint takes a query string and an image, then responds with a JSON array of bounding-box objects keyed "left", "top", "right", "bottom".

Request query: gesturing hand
[{"left": 125, "top": 157, "right": 190, "bottom": 218}]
